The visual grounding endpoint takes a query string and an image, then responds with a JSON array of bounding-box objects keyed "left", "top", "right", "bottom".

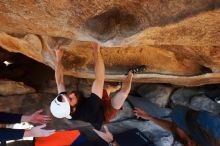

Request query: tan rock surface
[
  {"left": 0, "top": 80, "right": 36, "bottom": 96},
  {"left": 0, "top": 1, "right": 220, "bottom": 86}
]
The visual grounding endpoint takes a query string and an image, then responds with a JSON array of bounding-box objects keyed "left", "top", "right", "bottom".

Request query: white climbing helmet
[{"left": 50, "top": 94, "right": 72, "bottom": 119}]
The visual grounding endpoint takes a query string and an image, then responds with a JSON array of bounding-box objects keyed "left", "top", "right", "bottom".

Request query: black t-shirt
[{"left": 71, "top": 93, "right": 104, "bottom": 130}]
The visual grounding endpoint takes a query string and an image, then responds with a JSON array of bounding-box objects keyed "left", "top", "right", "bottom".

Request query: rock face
[
  {"left": 137, "top": 84, "right": 173, "bottom": 107},
  {"left": 0, "top": 80, "right": 35, "bottom": 96},
  {"left": 0, "top": 1, "right": 220, "bottom": 86},
  {"left": 170, "top": 86, "right": 220, "bottom": 114}
]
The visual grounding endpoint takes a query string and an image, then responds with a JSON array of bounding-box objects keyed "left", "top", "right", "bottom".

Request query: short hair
[
  {"left": 70, "top": 90, "right": 85, "bottom": 112},
  {"left": 70, "top": 90, "right": 83, "bottom": 100}
]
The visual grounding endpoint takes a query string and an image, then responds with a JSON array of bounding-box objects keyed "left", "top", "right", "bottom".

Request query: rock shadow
[
  {"left": 84, "top": 7, "right": 141, "bottom": 42},
  {"left": 83, "top": 1, "right": 220, "bottom": 42}
]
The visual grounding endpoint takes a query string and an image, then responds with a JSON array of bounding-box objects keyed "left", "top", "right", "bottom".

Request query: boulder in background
[
  {"left": 137, "top": 84, "right": 173, "bottom": 107},
  {"left": 0, "top": 80, "right": 35, "bottom": 96}
]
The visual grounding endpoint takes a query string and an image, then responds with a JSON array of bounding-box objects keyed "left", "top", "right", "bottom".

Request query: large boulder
[
  {"left": 0, "top": 94, "right": 26, "bottom": 112},
  {"left": 127, "top": 95, "right": 172, "bottom": 118},
  {"left": 171, "top": 87, "right": 201, "bottom": 106},
  {"left": 0, "top": 80, "right": 35, "bottom": 96},
  {"left": 171, "top": 87, "right": 220, "bottom": 114},
  {"left": 137, "top": 84, "right": 173, "bottom": 107},
  {"left": 0, "top": 1, "right": 219, "bottom": 86},
  {"left": 189, "top": 95, "right": 220, "bottom": 114}
]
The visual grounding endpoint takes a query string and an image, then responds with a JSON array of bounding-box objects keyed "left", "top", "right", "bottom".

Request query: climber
[
  {"left": 53, "top": 42, "right": 136, "bottom": 130},
  {"left": 0, "top": 109, "right": 55, "bottom": 142},
  {"left": 134, "top": 105, "right": 220, "bottom": 146}
]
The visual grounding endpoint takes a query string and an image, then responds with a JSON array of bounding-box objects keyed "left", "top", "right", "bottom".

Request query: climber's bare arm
[
  {"left": 91, "top": 42, "right": 105, "bottom": 98},
  {"left": 55, "top": 46, "right": 66, "bottom": 94},
  {"left": 134, "top": 108, "right": 196, "bottom": 146}
]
